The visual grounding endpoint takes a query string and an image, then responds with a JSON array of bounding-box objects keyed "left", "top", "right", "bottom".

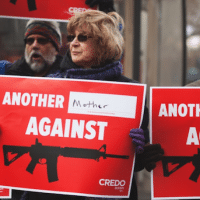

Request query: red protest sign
[
  {"left": 0, "top": 188, "right": 11, "bottom": 199},
  {"left": 0, "top": 76, "right": 146, "bottom": 198},
  {"left": 151, "top": 87, "right": 200, "bottom": 199},
  {"left": 0, "top": 0, "right": 96, "bottom": 21}
]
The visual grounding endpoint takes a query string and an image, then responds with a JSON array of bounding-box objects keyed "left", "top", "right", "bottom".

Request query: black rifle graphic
[
  {"left": 162, "top": 148, "right": 200, "bottom": 182},
  {"left": 10, "top": 0, "right": 37, "bottom": 11},
  {"left": 3, "top": 139, "right": 129, "bottom": 182}
]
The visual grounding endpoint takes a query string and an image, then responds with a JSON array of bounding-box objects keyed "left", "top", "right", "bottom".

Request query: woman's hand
[{"left": 129, "top": 128, "right": 145, "bottom": 154}]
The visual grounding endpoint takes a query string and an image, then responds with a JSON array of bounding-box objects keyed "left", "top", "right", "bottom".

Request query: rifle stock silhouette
[
  {"left": 10, "top": 0, "right": 37, "bottom": 11},
  {"left": 3, "top": 139, "right": 129, "bottom": 182},
  {"left": 162, "top": 148, "right": 200, "bottom": 182}
]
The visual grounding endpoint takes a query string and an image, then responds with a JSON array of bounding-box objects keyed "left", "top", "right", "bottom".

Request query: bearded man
[{"left": 5, "top": 19, "right": 63, "bottom": 78}]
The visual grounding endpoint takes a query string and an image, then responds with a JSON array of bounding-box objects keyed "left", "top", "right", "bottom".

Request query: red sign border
[{"left": 0, "top": 75, "right": 147, "bottom": 198}]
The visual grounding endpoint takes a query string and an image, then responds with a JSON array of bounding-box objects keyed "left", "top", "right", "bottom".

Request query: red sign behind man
[
  {"left": 0, "top": 76, "right": 146, "bottom": 198},
  {"left": 151, "top": 87, "right": 200, "bottom": 199},
  {"left": 0, "top": 0, "right": 95, "bottom": 20}
]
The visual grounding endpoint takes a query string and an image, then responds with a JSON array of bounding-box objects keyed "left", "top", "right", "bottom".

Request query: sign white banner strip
[{"left": 68, "top": 92, "right": 137, "bottom": 119}]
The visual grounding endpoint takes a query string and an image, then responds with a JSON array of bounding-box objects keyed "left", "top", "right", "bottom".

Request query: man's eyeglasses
[
  {"left": 67, "top": 34, "right": 92, "bottom": 42},
  {"left": 24, "top": 37, "right": 51, "bottom": 45}
]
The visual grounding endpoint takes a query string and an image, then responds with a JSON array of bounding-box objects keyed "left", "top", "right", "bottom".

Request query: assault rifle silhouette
[
  {"left": 10, "top": 0, "right": 37, "bottom": 11},
  {"left": 162, "top": 148, "right": 200, "bottom": 182},
  {"left": 3, "top": 139, "right": 129, "bottom": 182}
]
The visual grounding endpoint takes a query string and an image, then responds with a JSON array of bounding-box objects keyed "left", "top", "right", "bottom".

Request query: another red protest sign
[
  {"left": 151, "top": 87, "right": 200, "bottom": 199},
  {"left": 0, "top": 76, "right": 146, "bottom": 198},
  {"left": 0, "top": 188, "right": 11, "bottom": 199},
  {"left": 0, "top": 0, "right": 95, "bottom": 21}
]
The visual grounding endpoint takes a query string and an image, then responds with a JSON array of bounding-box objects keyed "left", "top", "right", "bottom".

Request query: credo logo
[
  {"left": 99, "top": 179, "right": 126, "bottom": 187},
  {"left": 68, "top": 7, "right": 91, "bottom": 15}
]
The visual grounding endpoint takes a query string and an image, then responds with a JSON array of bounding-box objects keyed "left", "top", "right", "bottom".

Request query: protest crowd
[{"left": 0, "top": 0, "right": 170, "bottom": 200}]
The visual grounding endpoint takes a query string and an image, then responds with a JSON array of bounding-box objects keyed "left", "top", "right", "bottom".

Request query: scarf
[{"left": 60, "top": 52, "right": 123, "bottom": 81}]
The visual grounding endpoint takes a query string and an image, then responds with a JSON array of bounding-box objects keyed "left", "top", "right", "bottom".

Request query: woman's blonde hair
[{"left": 67, "top": 10, "right": 124, "bottom": 66}]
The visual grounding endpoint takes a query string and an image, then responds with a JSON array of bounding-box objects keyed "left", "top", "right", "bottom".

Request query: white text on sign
[
  {"left": 2, "top": 92, "right": 64, "bottom": 108},
  {"left": 158, "top": 103, "right": 200, "bottom": 146},
  {"left": 25, "top": 117, "right": 108, "bottom": 140},
  {"left": 158, "top": 103, "right": 200, "bottom": 117}
]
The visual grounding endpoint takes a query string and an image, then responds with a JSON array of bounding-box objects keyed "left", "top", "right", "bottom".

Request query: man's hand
[
  {"left": 85, "top": 0, "right": 115, "bottom": 13},
  {"left": 129, "top": 128, "right": 145, "bottom": 154}
]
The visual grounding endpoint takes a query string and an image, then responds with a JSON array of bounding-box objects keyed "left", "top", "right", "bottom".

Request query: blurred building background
[{"left": 0, "top": 0, "right": 200, "bottom": 199}]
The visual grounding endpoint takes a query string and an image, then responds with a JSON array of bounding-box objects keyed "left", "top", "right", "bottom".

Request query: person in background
[
  {"left": 60, "top": 10, "right": 164, "bottom": 200},
  {"left": 0, "top": 60, "right": 11, "bottom": 74},
  {"left": 5, "top": 19, "right": 63, "bottom": 78},
  {"left": 85, "top": 0, "right": 115, "bottom": 13},
  {"left": 2, "top": 19, "right": 68, "bottom": 200},
  {"left": 2, "top": 13, "right": 148, "bottom": 200}
]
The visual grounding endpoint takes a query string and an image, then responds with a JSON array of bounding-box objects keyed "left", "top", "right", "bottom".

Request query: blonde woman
[{"left": 60, "top": 10, "right": 162, "bottom": 200}]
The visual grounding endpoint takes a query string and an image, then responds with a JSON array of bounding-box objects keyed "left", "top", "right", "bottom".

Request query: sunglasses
[
  {"left": 24, "top": 37, "right": 51, "bottom": 45},
  {"left": 67, "top": 34, "right": 92, "bottom": 42}
]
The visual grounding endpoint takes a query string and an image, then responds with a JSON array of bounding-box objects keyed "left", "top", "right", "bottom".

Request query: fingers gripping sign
[{"left": 129, "top": 128, "right": 145, "bottom": 154}]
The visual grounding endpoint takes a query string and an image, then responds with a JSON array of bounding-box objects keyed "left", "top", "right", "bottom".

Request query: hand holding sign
[
  {"left": 137, "top": 144, "right": 164, "bottom": 172},
  {"left": 85, "top": 0, "right": 115, "bottom": 12},
  {"left": 129, "top": 128, "right": 145, "bottom": 154}
]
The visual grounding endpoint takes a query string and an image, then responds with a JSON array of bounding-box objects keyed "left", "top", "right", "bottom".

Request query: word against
[
  {"left": 186, "top": 127, "right": 200, "bottom": 145},
  {"left": 2, "top": 92, "right": 64, "bottom": 108},
  {"left": 25, "top": 117, "right": 108, "bottom": 140},
  {"left": 158, "top": 103, "right": 200, "bottom": 117}
]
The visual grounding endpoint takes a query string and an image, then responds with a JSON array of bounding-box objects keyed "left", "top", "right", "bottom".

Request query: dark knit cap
[{"left": 24, "top": 20, "right": 62, "bottom": 51}]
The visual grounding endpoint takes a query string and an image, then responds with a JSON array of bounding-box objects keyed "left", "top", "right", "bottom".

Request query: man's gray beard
[
  {"left": 29, "top": 61, "right": 46, "bottom": 73},
  {"left": 25, "top": 50, "right": 56, "bottom": 73}
]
